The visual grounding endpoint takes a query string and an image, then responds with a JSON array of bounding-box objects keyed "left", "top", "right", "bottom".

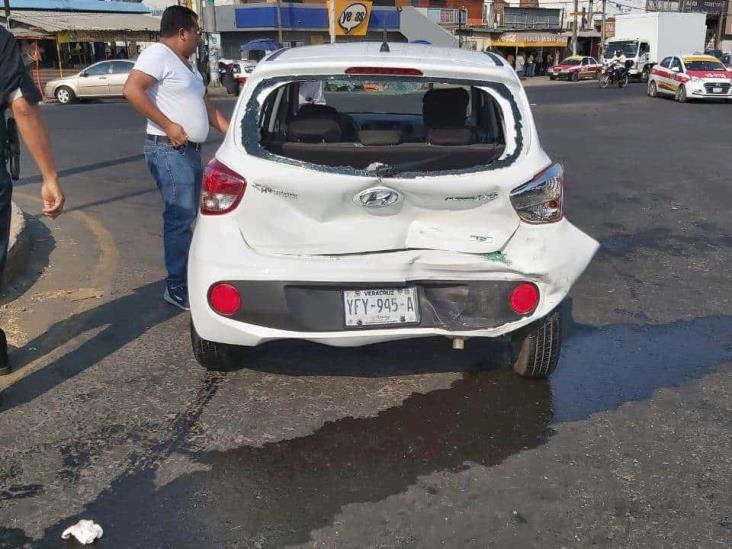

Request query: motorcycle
[
  {"left": 218, "top": 62, "right": 240, "bottom": 95},
  {"left": 599, "top": 60, "right": 634, "bottom": 89}
]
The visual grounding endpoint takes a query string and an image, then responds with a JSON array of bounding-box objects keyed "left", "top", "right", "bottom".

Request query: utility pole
[
  {"left": 572, "top": 0, "right": 579, "bottom": 55},
  {"left": 458, "top": 7, "right": 464, "bottom": 48},
  {"left": 276, "top": 0, "right": 283, "bottom": 45},
  {"left": 3, "top": 0, "right": 11, "bottom": 28},
  {"left": 600, "top": 0, "right": 607, "bottom": 59},
  {"left": 718, "top": 0, "right": 729, "bottom": 46},
  {"left": 328, "top": 0, "right": 336, "bottom": 44}
]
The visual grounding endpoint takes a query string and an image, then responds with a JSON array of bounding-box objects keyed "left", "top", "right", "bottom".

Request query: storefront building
[
  {"left": 2, "top": 0, "right": 159, "bottom": 90},
  {"left": 467, "top": 7, "right": 567, "bottom": 67}
]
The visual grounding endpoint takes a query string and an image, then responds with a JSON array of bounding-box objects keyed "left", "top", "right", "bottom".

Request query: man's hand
[
  {"left": 41, "top": 178, "right": 65, "bottom": 218},
  {"left": 9, "top": 97, "right": 63, "bottom": 218},
  {"left": 164, "top": 122, "right": 188, "bottom": 148}
]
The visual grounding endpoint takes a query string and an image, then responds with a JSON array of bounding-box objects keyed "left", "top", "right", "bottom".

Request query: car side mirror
[
  {"left": 671, "top": 67, "right": 680, "bottom": 73},
  {"left": 80, "top": 72, "right": 87, "bottom": 77}
]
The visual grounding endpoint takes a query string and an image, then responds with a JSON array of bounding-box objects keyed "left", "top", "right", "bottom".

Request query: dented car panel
[
  {"left": 189, "top": 42, "right": 598, "bottom": 353},
  {"left": 189, "top": 216, "right": 598, "bottom": 346}
]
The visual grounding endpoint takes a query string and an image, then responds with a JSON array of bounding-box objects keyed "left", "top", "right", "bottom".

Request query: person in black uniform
[{"left": 1, "top": 26, "right": 65, "bottom": 375}]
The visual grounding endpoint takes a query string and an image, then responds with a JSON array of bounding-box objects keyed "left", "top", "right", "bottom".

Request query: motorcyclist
[{"left": 608, "top": 49, "right": 627, "bottom": 81}]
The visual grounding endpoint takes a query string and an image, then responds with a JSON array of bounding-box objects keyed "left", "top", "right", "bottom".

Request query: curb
[{"left": 3, "top": 201, "right": 29, "bottom": 287}]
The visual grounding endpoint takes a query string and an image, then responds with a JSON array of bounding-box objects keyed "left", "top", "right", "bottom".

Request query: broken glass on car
[{"left": 251, "top": 77, "right": 515, "bottom": 176}]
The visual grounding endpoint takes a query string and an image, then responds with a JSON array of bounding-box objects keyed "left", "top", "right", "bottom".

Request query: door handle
[{"left": 99, "top": 77, "right": 107, "bottom": 80}]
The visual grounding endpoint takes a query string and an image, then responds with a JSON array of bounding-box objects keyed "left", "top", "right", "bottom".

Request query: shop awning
[
  {"left": 9, "top": 26, "right": 53, "bottom": 40},
  {"left": 490, "top": 32, "right": 567, "bottom": 48},
  {"left": 6, "top": 10, "right": 160, "bottom": 42}
]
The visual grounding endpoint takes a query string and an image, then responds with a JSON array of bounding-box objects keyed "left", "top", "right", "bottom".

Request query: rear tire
[
  {"left": 191, "top": 321, "right": 242, "bottom": 371},
  {"left": 675, "top": 84, "right": 687, "bottom": 103},
  {"left": 510, "top": 310, "right": 562, "bottom": 378},
  {"left": 619, "top": 74, "right": 629, "bottom": 88},
  {"left": 55, "top": 86, "right": 74, "bottom": 104},
  {"left": 571, "top": 71, "right": 579, "bottom": 82},
  {"left": 648, "top": 80, "right": 658, "bottom": 97},
  {"left": 641, "top": 66, "right": 650, "bottom": 83}
]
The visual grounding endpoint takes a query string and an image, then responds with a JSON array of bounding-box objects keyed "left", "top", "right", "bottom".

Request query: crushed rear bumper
[{"left": 189, "top": 218, "right": 599, "bottom": 347}]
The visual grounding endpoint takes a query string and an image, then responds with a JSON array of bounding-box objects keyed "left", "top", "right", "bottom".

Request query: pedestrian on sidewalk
[
  {"left": 124, "top": 6, "right": 229, "bottom": 311},
  {"left": 0, "top": 26, "right": 65, "bottom": 375},
  {"left": 526, "top": 53, "right": 535, "bottom": 77},
  {"left": 536, "top": 51, "right": 544, "bottom": 76},
  {"left": 515, "top": 54, "right": 526, "bottom": 79}
]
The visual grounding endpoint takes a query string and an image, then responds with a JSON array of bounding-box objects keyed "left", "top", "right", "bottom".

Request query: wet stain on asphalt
[
  {"left": 599, "top": 227, "right": 732, "bottom": 258},
  {"left": 30, "top": 313, "right": 732, "bottom": 548},
  {"left": 36, "top": 370, "right": 554, "bottom": 548}
]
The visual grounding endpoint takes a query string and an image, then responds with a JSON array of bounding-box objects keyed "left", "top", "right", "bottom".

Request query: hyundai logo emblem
[{"left": 354, "top": 187, "right": 401, "bottom": 208}]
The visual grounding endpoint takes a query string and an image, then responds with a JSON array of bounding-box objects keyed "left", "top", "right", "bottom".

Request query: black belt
[{"left": 146, "top": 134, "right": 202, "bottom": 151}]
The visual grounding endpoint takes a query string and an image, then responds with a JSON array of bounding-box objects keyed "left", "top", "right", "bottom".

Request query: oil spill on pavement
[
  {"left": 36, "top": 370, "right": 554, "bottom": 548},
  {"left": 31, "top": 314, "right": 732, "bottom": 548},
  {"left": 599, "top": 227, "right": 732, "bottom": 258},
  {"left": 554, "top": 314, "right": 731, "bottom": 422},
  {"left": 0, "top": 527, "right": 33, "bottom": 548}
]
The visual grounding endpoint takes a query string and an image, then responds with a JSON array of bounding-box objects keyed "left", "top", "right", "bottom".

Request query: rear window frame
[{"left": 239, "top": 74, "right": 525, "bottom": 179}]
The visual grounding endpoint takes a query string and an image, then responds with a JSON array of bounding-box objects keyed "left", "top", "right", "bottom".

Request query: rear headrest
[
  {"left": 426, "top": 128, "right": 474, "bottom": 146},
  {"left": 423, "top": 88, "right": 469, "bottom": 128},
  {"left": 295, "top": 104, "right": 340, "bottom": 121},
  {"left": 357, "top": 129, "right": 403, "bottom": 146},
  {"left": 287, "top": 118, "right": 342, "bottom": 143}
]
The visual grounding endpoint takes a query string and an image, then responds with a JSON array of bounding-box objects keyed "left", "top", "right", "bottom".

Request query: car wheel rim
[
  {"left": 57, "top": 90, "right": 69, "bottom": 103},
  {"left": 649, "top": 82, "right": 656, "bottom": 96}
]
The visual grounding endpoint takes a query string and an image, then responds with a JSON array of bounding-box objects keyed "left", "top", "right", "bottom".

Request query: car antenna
[{"left": 380, "top": 9, "right": 390, "bottom": 52}]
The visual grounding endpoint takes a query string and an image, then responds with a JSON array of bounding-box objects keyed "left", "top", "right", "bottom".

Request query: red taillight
[
  {"left": 209, "top": 283, "right": 242, "bottom": 316},
  {"left": 345, "top": 67, "right": 423, "bottom": 76},
  {"left": 509, "top": 283, "right": 539, "bottom": 315},
  {"left": 201, "top": 160, "right": 246, "bottom": 215}
]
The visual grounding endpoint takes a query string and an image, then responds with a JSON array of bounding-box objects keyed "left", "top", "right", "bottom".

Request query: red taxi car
[
  {"left": 648, "top": 55, "right": 732, "bottom": 103},
  {"left": 547, "top": 56, "right": 602, "bottom": 81}
]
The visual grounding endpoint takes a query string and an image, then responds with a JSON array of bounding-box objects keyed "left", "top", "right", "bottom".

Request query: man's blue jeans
[
  {"left": 0, "top": 168, "right": 12, "bottom": 287},
  {"left": 144, "top": 139, "right": 203, "bottom": 286}
]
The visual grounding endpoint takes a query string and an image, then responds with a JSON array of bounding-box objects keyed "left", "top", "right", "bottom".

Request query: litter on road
[{"left": 61, "top": 519, "right": 103, "bottom": 545}]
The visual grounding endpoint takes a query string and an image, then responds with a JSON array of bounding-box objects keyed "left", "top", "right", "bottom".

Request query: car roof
[
  {"left": 257, "top": 42, "right": 512, "bottom": 77},
  {"left": 681, "top": 55, "right": 722, "bottom": 63}
]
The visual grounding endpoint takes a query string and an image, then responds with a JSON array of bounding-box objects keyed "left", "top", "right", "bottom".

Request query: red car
[{"left": 547, "top": 56, "right": 602, "bottom": 81}]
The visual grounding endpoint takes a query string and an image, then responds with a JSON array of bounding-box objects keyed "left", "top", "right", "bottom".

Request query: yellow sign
[
  {"left": 491, "top": 32, "right": 567, "bottom": 48},
  {"left": 330, "top": 0, "right": 372, "bottom": 37}
]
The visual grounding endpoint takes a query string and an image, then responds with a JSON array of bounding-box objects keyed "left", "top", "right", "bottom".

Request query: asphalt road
[{"left": 0, "top": 82, "right": 730, "bottom": 548}]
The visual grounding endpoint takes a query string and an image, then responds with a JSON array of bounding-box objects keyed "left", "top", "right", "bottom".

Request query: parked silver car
[{"left": 45, "top": 60, "right": 135, "bottom": 104}]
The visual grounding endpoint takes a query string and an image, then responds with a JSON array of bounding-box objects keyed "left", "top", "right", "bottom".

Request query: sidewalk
[{"left": 520, "top": 76, "right": 599, "bottom": 87}]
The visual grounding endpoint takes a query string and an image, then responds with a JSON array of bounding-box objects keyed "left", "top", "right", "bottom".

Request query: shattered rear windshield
[{"left": 245, "top": 76, "right": 520, "bottom": 177}]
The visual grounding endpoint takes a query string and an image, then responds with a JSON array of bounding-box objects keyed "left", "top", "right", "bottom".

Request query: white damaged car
[{"left": 189, "top": 43, "right": 599, "bottom": 378}]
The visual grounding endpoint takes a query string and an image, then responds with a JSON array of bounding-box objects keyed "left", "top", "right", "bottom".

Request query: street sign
[{"left": 328, "top": 0, "right": 373, "bottom": 37}]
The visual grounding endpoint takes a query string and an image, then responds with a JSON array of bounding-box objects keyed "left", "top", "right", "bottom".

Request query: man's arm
[
  {"left": 9, "top": 96, "right": 64, "bottom": 218},
  {"left": 204, "top": 96, "right": 229, "bottom": 134},
  {"left": 123, "top": 70, "right": 188, "bottom": 147}
]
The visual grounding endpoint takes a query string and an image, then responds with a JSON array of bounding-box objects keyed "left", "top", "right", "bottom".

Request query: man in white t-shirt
[{"left": 124, "top": 5, "right": 229, "bottom": 310}]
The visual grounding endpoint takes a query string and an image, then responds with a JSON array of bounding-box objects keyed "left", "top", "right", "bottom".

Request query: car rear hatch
[{"left": 216, "top": 52, "right": 541, "bottom": 256}]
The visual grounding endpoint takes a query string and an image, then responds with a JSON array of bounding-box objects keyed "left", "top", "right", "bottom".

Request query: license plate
[
  {"left": 712, "top": 87, "right": 723, "bottom": 93},
  {"left": 343, "top": 288, "right": 419, "bottom": 327}
]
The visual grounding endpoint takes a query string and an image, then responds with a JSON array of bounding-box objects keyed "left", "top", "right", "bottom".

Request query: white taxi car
[
  {"left": 189, "top": 43, "right": 599, "bottom": 378},
  {"left": 648, "top": 54, "right": 732, "bottom": 102}
]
